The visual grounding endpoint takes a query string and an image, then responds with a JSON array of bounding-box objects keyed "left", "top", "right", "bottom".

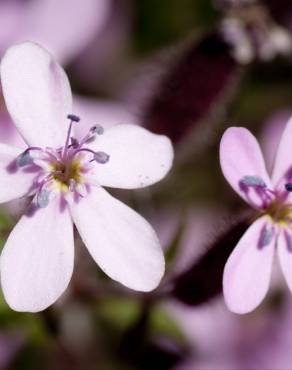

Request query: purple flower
[
  {"left": 220, "top": 122, "right": 292, "bottom": 313},
  {"left": 0, "top": 42, "right": 174, "bottom": 313}
]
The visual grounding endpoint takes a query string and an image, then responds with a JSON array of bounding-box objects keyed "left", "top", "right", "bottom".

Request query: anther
[
  {"left": 17, "top": 151, "right": 32, "bottom": 167},
  {"left": 93, "top": 151, "right": 110, "bottom": 164},
  {"left": 285, "top": 183, "right": 292, "bottom": 192},
  {"left": 67, "top": 114, "right": 80, "bottom": 122},
  {"left": 37, "top": 189, "right": 50, "bottom": 208},
  {"left": 241, "top": 175, "right": 266, "bottom": 188},
  {"left": 90, "top": 125, "right": 104, "bottom": 135},
  {"left": 258, "top": 225, "right": 274, "bottom": 249}
]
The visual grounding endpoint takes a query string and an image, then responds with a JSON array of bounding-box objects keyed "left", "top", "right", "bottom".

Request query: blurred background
[{"left": 1, "top": 0, "right": 292, "bottom": 369}]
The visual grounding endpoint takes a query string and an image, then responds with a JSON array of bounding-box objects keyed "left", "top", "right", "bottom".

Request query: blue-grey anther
[
  {"left": 17, "top": 151, "right": 32, "bottom": 167},
  {"left": 242, "top": 175, "right": 266, "bottom": 188},
  {"left": 90, "top": 125, "right": 104, "bottom": 135},
  {"left": 260, "top": 226, "right": 274, "bottom": 248},
  {"left": 285, "top": 183, "right": 292, "bottom": 192},
  {"left": 94, "top": 151, "right": 110, "bottom": 164},
  {"left": 37, "top": 189, "right": 50, "bottom": 208},
  {"left": 67, "top": 114, "right": 80, "bottom": 122}
]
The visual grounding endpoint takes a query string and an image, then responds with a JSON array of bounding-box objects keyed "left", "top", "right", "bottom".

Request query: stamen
[
  {"left": 241, "top": 175, "right": 266, "bottom": 188},
  {"left": 67, "top": 114, "right": 80, "bottom": 122},
  {"left": 78, "top": 124, "right": 105, "bottom": 147},
  {"left": 90, "top": 125, "right": 104, "bottom": 135},
  {"left": 93, "top": 151, "right": 110, "bottom": 164},
  {"left": 16, "top": 146, "right": 48, "bottom": 167},
  {"left": 17, "top": 151, "right": 32, "bottom": 167},
  {"left": 258, "top": 224, "right": 274, "bottom": 249},
  {"left": 37, "top": 189, "right": 50, "bottom": 208},
  {"left": 63, "top": 114, "right": 80, "bottom": 159},
  {"left": 72, "top": 148, "right": 110, "bottom": 164},
  {"left": 285, "top": 183, "right": 292, "bottom": 192}
]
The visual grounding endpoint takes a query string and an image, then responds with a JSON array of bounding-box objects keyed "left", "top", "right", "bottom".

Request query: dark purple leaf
[
  {"left": 119, "top": 304, "right": 188, "bottom": 370},
  {"left": 264, "top": 0, "right": 292, "bottom": 30},
  {"left": 134, "top": 337, "right": 188, "bottom": 370},
  {"left": 142, "top": 32, "right": 240, "bottom": 144}
]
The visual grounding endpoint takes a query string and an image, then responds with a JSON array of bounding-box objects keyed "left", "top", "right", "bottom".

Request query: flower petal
[
  {"left": 277, "top": 228, "right": 292, "bottom": 293},
  {"left": 223, "top": 216, "right": 275, "bottom": 314},
  {"left": 0, "top": 42, "right": 72, "bottom": 147},
  {"left": 220, "top": 127, "right": 272, "bottom": 209},
  {"left": 19, "top": 0, "right": 109, "bottom": 64},
  {"left": 0, "top": 105, "right": 26, "bottom": 148},
  {"left": 271, "top": 115, "right": 292, "bottom": 187},
  {"left": 70, "top": 187, "right": 165, "bottom": 291},
  {"left": 89, "top": 124, "right": 174, "bottom": 189},
  {"left": 260, "top": 110, "right": 291, "bottom": 174},
  {"left": 0, "top": 2, "right": 24, "bottom": 54},
  {"left": 1, "top": 198, "right": 74, "bottom": 312},
  {"left": 0, "top": 143, "right": 37, "bottom": 203}
]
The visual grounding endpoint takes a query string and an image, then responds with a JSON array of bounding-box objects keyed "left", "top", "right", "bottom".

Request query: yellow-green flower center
[
  {"left": 51, "top": 159, "right": 82, "bottom": 191},
  {"left": 265, "top": 201, "right": 292, "bottom": 226}
]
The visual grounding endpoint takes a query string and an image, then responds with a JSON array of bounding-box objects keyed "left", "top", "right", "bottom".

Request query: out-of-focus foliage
[{"left": 133, "top": 0, "right": 218, "bottom": 54}]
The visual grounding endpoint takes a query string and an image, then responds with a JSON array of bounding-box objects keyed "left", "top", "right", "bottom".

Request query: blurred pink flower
[
  {"left": 0, "top": 42, "right": 174, "bottom": 312},
  {"left": 151, "top": 206, "right": 225, "bottom": 276},
  {"left": 220, "top": 121, "right": 292, "bottom": 313},
  {"left": 171, "top": 296, "right": 292, "bottom": 370},
  {"left": 261, "top": 110, "right": 292, "bottom": 173},
  {"left": 0, "top": 0, "right": 109, "bottom": 63},
  {"left": 0, "top": 331, "right": 24, "bottom": 370}
]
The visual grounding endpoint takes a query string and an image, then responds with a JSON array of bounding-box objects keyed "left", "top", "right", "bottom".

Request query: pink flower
[
  {"left": 0, "top": 0, "right": 109, "bottom": 63},
  {"left": 220, "top": 122, "right": 292, "bottom": 314},
  {"left": 0, "top": 42, "right": 174, "bottom": 313}
]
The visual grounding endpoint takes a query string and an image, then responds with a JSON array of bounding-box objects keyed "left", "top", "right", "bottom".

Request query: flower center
[
  {"left": 51, "top": 159, "right": 82, "bottom": 189},
  {"left": 265, "top": 201, "right": 292, "bottom": 225},
  {"left": 15, "top": 114, "right": 110, "bottom": 208},
  {"left": 240, "top": 175, "right": 292, "bottom": 225}
]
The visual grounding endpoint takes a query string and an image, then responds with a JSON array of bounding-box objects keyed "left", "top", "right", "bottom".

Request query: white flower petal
[
  {"left": 1, "top": 198, "right": 74, "bottom": 312},
  {"left": 0, "top": 143, "right": 36, "bottom": 203},
  {"left": 89, "top": 124, "right": 173, "bottom": 189},
  {"left": 223, "top": 216, "right": 275, "bottom": 314},
  {"left": 0, "top": 42, "right": 72, "bottom": 147},
  {"left": 277, "top": 228, "right": 292, "bottom": 293},
  {"left": 70, "top": 187, "right": 165, "bottom": 291}
]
